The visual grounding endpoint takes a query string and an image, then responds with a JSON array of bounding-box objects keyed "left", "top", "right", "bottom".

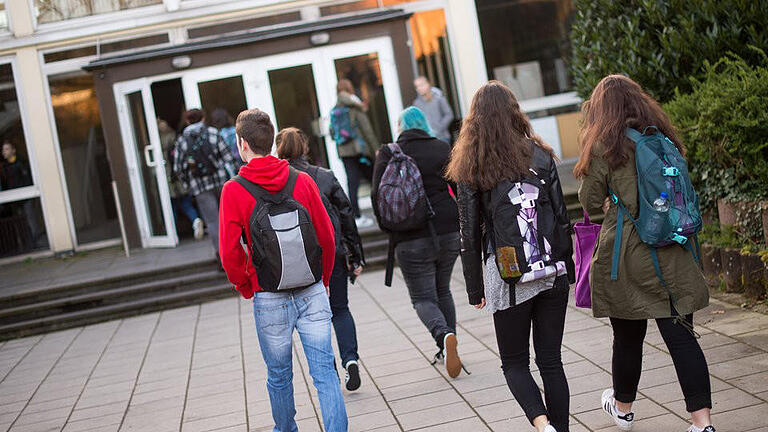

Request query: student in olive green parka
[{"left": 575, "top": 75, "right": 715, "bottom": 432}]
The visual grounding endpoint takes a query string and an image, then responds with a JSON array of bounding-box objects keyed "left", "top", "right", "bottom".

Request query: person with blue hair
[
  {"left": 371, "top": 106, "right": 466, "bottom": 378},
  {"left": 398, "top": 106, "right": 434, "bottom": 136}
]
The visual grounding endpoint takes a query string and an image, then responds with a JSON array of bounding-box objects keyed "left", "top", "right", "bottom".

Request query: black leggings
[
  {"left": 493, "top": 276, "right": 570, "bottom": 432},
  {"left": 610, "top": 315, "right": 712, "bottom": 412}
]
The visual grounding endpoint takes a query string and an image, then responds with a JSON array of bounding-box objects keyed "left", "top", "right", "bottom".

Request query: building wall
[{"left": 0, "top": 0, "right": 577, "bottom": 259}]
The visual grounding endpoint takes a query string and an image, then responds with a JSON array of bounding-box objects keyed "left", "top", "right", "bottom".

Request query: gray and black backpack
[{"left": 234, "top": 168, "right": 323, "bottom": 292}]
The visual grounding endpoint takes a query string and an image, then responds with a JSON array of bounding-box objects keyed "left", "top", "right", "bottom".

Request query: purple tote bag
[{"left": 573, "top": 211, "right": 601, "bottom": 308}]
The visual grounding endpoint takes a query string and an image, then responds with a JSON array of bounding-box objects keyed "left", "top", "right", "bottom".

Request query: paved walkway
[{"left": 1, "top": 265, "right": 767, "bottom": 432}]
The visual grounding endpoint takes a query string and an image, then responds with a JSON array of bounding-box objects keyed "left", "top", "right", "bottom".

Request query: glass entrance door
[{"left": 114, "top": 79, "right": 177, "bottom": 247}]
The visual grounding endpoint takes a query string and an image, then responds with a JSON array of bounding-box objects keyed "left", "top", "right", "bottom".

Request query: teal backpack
[{"left": 609, "top": 126, "right": 703, "bottom": 292}]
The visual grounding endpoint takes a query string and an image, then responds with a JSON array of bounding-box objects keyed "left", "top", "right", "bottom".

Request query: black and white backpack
[{"left": 234, "top": 168, "right": 323, "bottom": 291}]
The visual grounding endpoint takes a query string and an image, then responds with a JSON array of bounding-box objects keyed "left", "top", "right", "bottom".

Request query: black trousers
[
  {"left": 610, "top": 314, "right": 712, "bottom": 412},
  {"left": 341, "top": 156, "right": 373, "bottom": 218},
  {"left": 493, "top": 276, "right": 570, "bottom": 432}
]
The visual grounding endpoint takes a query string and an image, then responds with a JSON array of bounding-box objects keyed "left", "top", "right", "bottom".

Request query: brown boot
[{"left": 443, "top": 333, "right": 462, "bottom": 378}]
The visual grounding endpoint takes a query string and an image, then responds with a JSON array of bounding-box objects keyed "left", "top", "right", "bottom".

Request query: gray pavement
[{"left": 1, "top": 264, "right": 767, "bottom": 432}]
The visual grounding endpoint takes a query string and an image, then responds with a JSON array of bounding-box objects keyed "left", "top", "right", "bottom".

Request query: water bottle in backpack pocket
[
  {"left": 234, "top": 169, "right": 323, "bottom": 292},
  {"left": 624, "top": 126, "right": 702, "bottom": 247}
]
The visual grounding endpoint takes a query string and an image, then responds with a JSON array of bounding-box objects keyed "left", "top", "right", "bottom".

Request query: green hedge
[
  {"left": 569, "top": 0, "right": 768, "bottom": 102},
  {"left": 665, "top": 52, "right": 768, "bottom": 240}
]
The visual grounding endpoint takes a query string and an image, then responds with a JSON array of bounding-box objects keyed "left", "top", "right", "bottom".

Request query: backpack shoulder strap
[
  {"left": 283, "top": 168, "right": 300, "bottom": 198},
  {"left": 624, "top": 127, "right": 645, "bottom": 143},
  {"left": 233, "top": 175, "right": 269, "bottom": 201}
]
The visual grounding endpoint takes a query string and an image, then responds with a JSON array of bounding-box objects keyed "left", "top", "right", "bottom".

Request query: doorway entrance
[{"left": 114, "top": 36, "right": 402, "bottom": 248}]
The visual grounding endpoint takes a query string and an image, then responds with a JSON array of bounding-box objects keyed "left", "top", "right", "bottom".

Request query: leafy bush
[
  {"left": 665, "top": 52, "right": 768, "bottom": 204},
  {"left": 569, "top": 0, "right": 768, "bottom": 102}
]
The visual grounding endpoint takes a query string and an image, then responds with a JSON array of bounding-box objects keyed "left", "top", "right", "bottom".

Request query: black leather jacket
[
  {"left": 457, "top": 144, "right": 575, "bottom": 305},
  {"left": 290, "top": 158, "right": 365, "bottom": 267}
]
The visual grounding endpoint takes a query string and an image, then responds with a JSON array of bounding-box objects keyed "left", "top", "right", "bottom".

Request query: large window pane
[
  {"left": 0, "top": 198, "right": 48, "bottom": 257},
  {"left": 0, "top": 1, "right": 8, "bottom": 31},
  {"left": 35, "top": 0, "right": 162, "bottom": 24},
  {"left": 476, "top": 0, "right": 574, "bottom": 100},
  {"left": 49, "top": 73, "right": 120, "bottom": 245},
  {"left": 0, "top": 64, "right": 33, "bottom": 192},
  {"left": 334, "top": 53, "right": 392, "bottom": 145},
  {"left": 408, "top": 9, "right": 460, "bottom": 121}
]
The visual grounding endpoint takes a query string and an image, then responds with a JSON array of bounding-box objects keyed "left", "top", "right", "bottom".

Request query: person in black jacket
[
  {"left": 371, "top": 106, "right": 465, "bottom": 378},
  {"left": 445, "top": 81, "right": 575, "bottom": 432},
  {"left": 275, "top": 127, "right": 366, "bottom": 391}
]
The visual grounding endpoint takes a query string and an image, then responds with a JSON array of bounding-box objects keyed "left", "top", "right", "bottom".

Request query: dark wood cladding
[
  {"left": 187, "top": 12, "right": 302, "bottom": 39},
  {"left": 90, "top": 16, "right": 415, "bottom": 247}
]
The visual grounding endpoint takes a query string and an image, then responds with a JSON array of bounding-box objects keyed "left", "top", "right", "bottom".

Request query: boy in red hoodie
[{"left": 219, "top": 109, "right": 348, "bottom": 432}]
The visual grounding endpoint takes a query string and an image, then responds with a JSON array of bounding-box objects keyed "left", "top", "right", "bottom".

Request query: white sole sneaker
[
  {"left": 601, "top": 389, "right": 634, "bottom": 431},
  {"left": 344, "top": 360, "right": 361, "bottom": 391},
  {"left": 193, "top": 218, "right": 205, "bottom": 240}
]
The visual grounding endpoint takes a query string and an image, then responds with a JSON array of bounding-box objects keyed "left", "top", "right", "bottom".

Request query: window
[
  {"left": 0, "top": 1, "right": 8, "bottom": 31},
  {"left": 476, "top": 0, "right": 575, "bottom": 101},
  {"left": 0, "top": 62, "right": 49, "bottom": 256},
  {"left": 408, "top": 9, "right": 460, "bottom": 118},
  {"left": 34, "top": 0, "right": 162, "bottom": 24},
  {"left": 49, "top": 73, "right": 120, "bottom": 245}
]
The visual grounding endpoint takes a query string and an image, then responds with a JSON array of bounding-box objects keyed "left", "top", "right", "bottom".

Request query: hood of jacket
[
  {"left": 237, "top": 155, "right": 290, "bottom": 192},
  {"left": 337, "top": 92, "right": 360, "bottom": 107},
  {"left": 396, "top": 128, "right": 433, "bottom": 145}
]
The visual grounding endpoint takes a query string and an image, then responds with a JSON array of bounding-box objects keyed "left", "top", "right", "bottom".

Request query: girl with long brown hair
[
  {"left": 447, "top": 81, "right": 575, "bottom": 432},
  {"left": 576, "top": 75, "right": 713, "bottom": 432}
]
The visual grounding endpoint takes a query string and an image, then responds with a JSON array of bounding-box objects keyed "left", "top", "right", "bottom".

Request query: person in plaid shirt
[{"left": 172, "top": 109, "right": 236, "bottom": 254}]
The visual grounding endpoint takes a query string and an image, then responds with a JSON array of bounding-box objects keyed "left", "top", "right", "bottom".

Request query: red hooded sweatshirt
[{"left": 218, "top": 155, "right": 335, "bottom": 298}]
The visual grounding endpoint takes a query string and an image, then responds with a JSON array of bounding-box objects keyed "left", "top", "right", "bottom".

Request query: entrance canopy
[{"left": 84, "top": 9, "right": 410, "bottom": 71}]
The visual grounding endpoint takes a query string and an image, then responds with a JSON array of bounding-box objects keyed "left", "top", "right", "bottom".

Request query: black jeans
[
  {"left": 493, "top": 276, "right": 570, "bottom": 432},
  {"left": 610, "top": 314, "right": 712, "bottom": 412},
  {"left": 341, "top": 156, "right": 373, "bottom": 218},
  {"left": 395, "top": 232, "right": 460, "bottom": 348},
  {"left": 329, "top": 256, "right": 359, "bottom": 366}
]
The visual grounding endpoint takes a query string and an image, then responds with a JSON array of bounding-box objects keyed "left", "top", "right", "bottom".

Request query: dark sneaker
[
  {"left": 601, "top": 389, "right": 634, "bottom": 431},
  {"left": 344, "top": 360, "right": 361, "bottom": 391}
]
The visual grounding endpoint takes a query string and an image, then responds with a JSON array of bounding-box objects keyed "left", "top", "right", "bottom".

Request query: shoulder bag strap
[{"left": 233, "top": 175, "right": 269, "bottom": 201}]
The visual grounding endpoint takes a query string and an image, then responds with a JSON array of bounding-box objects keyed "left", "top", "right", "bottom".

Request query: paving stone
[
  {"left": 396, "top": 401, "right": 474, "bottom": 430},
  {"left": 388, "top": 389, "right": 461, "bottom": 415}
]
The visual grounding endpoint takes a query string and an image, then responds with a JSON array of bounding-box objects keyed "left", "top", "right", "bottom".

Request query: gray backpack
[{"left": 234, "top": 168, "right": 322, "bottom": 291}]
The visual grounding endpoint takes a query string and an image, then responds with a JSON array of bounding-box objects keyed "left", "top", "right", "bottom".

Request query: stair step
[
  {"left": 0, "top": 270, "right": 226, "bottom": 323},
  {"left": 0, "top": 257, "right": 219, "bottom": 309},
  {"left": 0, "top": 283, "right": 235, "bottom": 341}
]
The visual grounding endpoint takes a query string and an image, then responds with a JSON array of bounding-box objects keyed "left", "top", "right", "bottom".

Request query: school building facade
[{"left": 0, "top": 0, "right": 580, "bottom": 260}]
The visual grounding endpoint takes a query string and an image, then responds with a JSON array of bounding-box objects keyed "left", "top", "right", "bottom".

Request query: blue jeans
[
  {"left": 253, "top": 282, "right": 348, "bottom": 432},
  {"left": 329, "top": 257, "right": 359, "bottom": 366},
  {"left": 171, "top": 195, "right": 199, "bottom": 223}
]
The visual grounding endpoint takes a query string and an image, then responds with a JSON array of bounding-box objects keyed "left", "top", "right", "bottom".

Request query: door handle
[{"left": 144, "top": 146, "right": 156, "bottom": 167}]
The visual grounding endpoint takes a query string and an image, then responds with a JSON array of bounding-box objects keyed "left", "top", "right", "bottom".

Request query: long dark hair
[
  {"left": 445, "top": 81, "right": 553, "bottom": 191},
  {"left": 573, "top": 74, "right": 684, "bottom": 178}
]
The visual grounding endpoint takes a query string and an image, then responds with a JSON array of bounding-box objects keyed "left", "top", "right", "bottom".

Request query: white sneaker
[
  {"left": 688, "top": 426, "right": 716, "bottom": 432},
  {"left": 355, "top": 215, "right": 374, "bottom": 228},
  {"left": 601, "top": 389, "right": 634, "bottom": 431},
  {"left": 193, "top": 218, "right": 205, "bottom": 240},
  {"left": 543, "top": 425, "right": 558, "bottom": 432},
  {"left": 343, "top": 360, "right": 361, "bottom": 391}
]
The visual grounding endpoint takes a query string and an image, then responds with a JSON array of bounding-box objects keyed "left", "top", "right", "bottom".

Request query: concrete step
[
  {"left": 0, "top": 283, "right": 235, "bottom": 341},
  {"left": 0, "top": 269, "right": 226, "bottom": 325},
  {"left": 0, "top": 257, "right": 220, "bottom": 310}
]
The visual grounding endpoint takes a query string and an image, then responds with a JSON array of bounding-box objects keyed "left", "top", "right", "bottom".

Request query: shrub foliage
[{"left": 569, "top": 0, "right": 768, "bottom": 102}]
